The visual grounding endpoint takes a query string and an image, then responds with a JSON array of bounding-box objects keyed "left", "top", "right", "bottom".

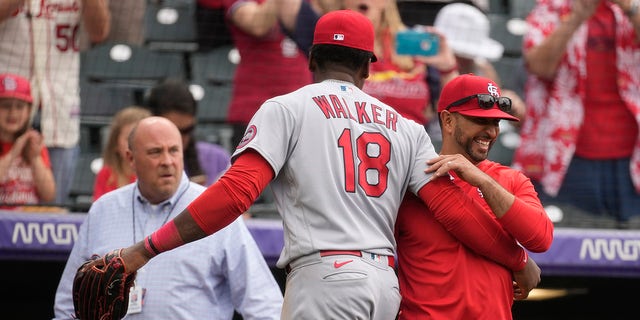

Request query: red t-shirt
[
  {"left": 223, "top": 0, "right": 312, "bottom": 125},
  {"left": 93, "top": 165, "right": 136, "bottom": 201},
  {"left": 577, "top": 2, "right": 638, "bottom": 159},
  {"left": 198, "top": 0, "right": 223, "bottom": 8},
  {"left": 0, "top": 141, "right": 51, "bottom": 207},
  {"left": 364, "top": 31, "right": 430, "bottom": 125},
  {"left": 395, "top": 160, "right": 551, "bottom": 320}
]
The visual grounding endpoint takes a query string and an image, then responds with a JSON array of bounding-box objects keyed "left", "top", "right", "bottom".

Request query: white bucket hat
[{"left": 434, "top": 3, "right": 504, "bottom": 61}]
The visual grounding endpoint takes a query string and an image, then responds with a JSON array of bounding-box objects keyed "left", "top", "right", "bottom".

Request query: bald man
[{"left": 53, "top": 117, "right": 283, "bottom": 319}]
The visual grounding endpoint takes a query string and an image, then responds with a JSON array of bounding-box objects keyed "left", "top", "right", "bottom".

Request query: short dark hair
[
  {"left": 145, "top": 77, "right": 204, "bottom": 178},
  {"left": 145, "top": 77, "right": 197, "bottom": 116},
  {"left": 309, "top": 44, "right": 372, "bottom": 72}
]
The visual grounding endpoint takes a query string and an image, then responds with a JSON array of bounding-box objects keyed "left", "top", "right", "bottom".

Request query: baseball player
[{"left": 79, "top": 10, "right": 540, "bottom": 319}]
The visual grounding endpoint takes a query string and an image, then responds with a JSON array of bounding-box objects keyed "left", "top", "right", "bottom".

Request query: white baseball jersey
[
  {"left": 0, "top": 0, "right": 81, "bottom": 147},
  {"left": 233, "top": 79, "right": 437, "bottom": 268}
]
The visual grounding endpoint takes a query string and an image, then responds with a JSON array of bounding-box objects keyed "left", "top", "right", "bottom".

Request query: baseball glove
[{"left": 72, "top": 249, "right": 137, "bottom": 320}]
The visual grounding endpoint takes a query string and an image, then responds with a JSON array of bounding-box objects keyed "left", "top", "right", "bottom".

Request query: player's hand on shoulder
[{"left": 426, "top": 154, "right": 488, "bottom": 186}]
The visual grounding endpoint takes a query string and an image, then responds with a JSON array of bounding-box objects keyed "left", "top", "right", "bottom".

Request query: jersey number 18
[{"left": 338, "top": 129, "right": 390, "bottom": 197}]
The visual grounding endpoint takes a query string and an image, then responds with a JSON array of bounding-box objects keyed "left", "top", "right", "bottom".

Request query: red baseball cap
[
  {"left": 0, "top": 73, "right": 32, "bottom": 103},
  {"left": 437, "top": 73, "right": 518, "bottom": 121},
  {"left": 312, "top": 10, "right": 377, "bottom": 62}
]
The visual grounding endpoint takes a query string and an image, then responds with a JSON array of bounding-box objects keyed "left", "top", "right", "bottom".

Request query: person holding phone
[
  {"left": 277, "top": 0, "right": 460, "bottom": 126},
  {"left": 0, "top": 73, "right": 56, "bottom": 208},
  {"left": 350, "top": 0, "right": 459, "bottom": 126}
]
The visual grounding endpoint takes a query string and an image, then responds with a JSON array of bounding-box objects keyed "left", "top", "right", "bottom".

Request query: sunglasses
[{"left": 445, "top": 94, "right": 512, "bottom": 113}]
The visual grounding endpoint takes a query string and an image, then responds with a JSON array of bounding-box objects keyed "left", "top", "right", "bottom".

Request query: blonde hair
[
  {"left": 102, "top": 106, "right": 152, "bottom": 188},
  {"left": 381, "top": 0, "right": 414, "bottom": 71}
]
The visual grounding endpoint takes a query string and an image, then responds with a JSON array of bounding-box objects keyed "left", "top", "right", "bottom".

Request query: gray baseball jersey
[{"left": 233, "top": 79, "right": 437, "bottom": 268}]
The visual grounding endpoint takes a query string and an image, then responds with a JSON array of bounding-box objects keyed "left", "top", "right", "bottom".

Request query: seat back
[
  {"left": 80, "top": 42, "right": 186, "bottom": 124},
  {"left": 144, "top": 0, "right": 198, "bottom": 52},
  {"left": 189, "top": 45, "right": 238, "bottom": 124}
]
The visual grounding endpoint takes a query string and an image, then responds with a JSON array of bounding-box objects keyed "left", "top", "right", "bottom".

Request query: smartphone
[{"left": 395, "top": 29, "right": 439, "bottom": 56}]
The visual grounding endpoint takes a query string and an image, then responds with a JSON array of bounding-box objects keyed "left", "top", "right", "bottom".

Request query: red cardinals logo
[{"left": 237, "top": 125, "right": 257, "bottom": 149}]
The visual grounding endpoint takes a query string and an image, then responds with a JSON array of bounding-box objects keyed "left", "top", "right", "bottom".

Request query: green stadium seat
[
  {"left": 79, "top": 42, "right": 186, "bottom": 124},
  {"left": 189, "top": 44, "right": 238, "bottom": 85},
  {"left": 488, "top": 13, "right": 524, "bottom": 57},
  {"left": 144, "top": 0, "right": 198, "bottom": 52}
]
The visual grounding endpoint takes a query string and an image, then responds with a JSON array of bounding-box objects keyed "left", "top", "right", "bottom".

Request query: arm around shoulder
[{"left": 418, "top": 177, "right": 528, "bottom": 271}]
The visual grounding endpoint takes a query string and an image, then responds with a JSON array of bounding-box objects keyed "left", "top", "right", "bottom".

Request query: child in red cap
[{"left": 0, "top": 73, "right": 56, "bottom": 208}]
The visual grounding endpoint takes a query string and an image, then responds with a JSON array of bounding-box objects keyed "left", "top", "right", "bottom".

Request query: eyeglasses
[{"left": 445, "top": 94, "right": 512, "bottom": 113}]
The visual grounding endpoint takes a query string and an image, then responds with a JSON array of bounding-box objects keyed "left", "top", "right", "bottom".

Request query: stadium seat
[
  {"left": 509, "top": 0, "right": 536, "bottom": 19},
  {"left": 189, "top": 45, "right": 237, "bottom": 124},
  {"left": 192, "top": 84, "right": 232, "bottom": 124},
  {"left": 80, "top": 42, "right": 185, "bottom": 85},
  {"left": 68, "top": 151, "right": 101, "bottom": 212},
  {"left": 189, "top": 82, "right": 234, "bottom": 151},
  {"left": 488, "top": 13, "right": 524, "bottom": 57},
  {"left": 488, "top": 0, "right": 508, "bottom": 14},
  {"left": 487, "top": 125, "right": 520, "bottom": 167},
  {"left": 144, "top": 0, "right": 198, "bottom": 52},
  {"left": 493, "top": 55, "right": 527, "bottom": 98},
  {"left": 79, "top": 83, "right": 142, "bottom": 125},
  {"left": 189, "top": 44, "right": 238, "bottom": 85},
  {"left": 79, "top": 42, "right": 186, "bottom": 124}
]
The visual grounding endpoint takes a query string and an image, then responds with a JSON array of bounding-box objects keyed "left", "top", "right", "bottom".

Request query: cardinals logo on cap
[
  {"left": 2, "top": 76, "right": 17, "bottom": 92},
  {"left": 487, "top": 83, "right": 499, "bottom": 97},
  {"left": 0, "top": 73, "right": 32, "bottom": 103}
]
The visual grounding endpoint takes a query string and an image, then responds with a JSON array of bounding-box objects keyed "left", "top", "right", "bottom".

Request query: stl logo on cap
[
  {"left": 2, "top": 76, "right": 17, "bottom": 92},
  {"left": 0, "top": 73, "right": 33, "bottom": 103},
  {"left": 436, "top": 73, "right": 518, "bottom": 121},
  {"left": 487, "top": 82, "right": 499, "bottom": 97}
]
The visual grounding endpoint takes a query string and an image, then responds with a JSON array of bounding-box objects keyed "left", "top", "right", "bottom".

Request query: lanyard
[{"left": 131, "top": 183, "right": 190, "bottom": 244}]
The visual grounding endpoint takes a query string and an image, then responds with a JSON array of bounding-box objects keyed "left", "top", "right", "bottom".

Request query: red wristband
[
  {"left": 144, "top": 235, "right": 159, "bottom": 257},
  {"left": 145, "top": 220, "right": 185, "bottom": 255}
]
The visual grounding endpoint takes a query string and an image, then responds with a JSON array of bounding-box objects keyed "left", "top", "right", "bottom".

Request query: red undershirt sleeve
[
  {"left": 188, "top": 149, "right": 275, "bottom": 234},
  {"left": 418, "top": 177, "right": 528, "bottom": 271},
  {"left": 499, "top": 197, "right": 554, "bottom": 252},
  {"left": 145, "top": 150, "right": 274, "bottom": 255}
]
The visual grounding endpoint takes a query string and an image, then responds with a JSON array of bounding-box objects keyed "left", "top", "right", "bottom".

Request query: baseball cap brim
[
  {"left": 453, "top": 105, "right": 519, "bottom": 121},
  {"left": 0, "top": 92, "right": 32, "bottom": 103}
]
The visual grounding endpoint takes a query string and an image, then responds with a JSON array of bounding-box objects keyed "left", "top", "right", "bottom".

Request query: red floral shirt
[{"left": 512, "top": 0, "right": 640, "bottom": 196}]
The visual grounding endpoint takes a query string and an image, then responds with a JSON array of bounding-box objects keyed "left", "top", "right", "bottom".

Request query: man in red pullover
[{"left": 395, "top": 73, "right": 554, "bottom": 320}]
